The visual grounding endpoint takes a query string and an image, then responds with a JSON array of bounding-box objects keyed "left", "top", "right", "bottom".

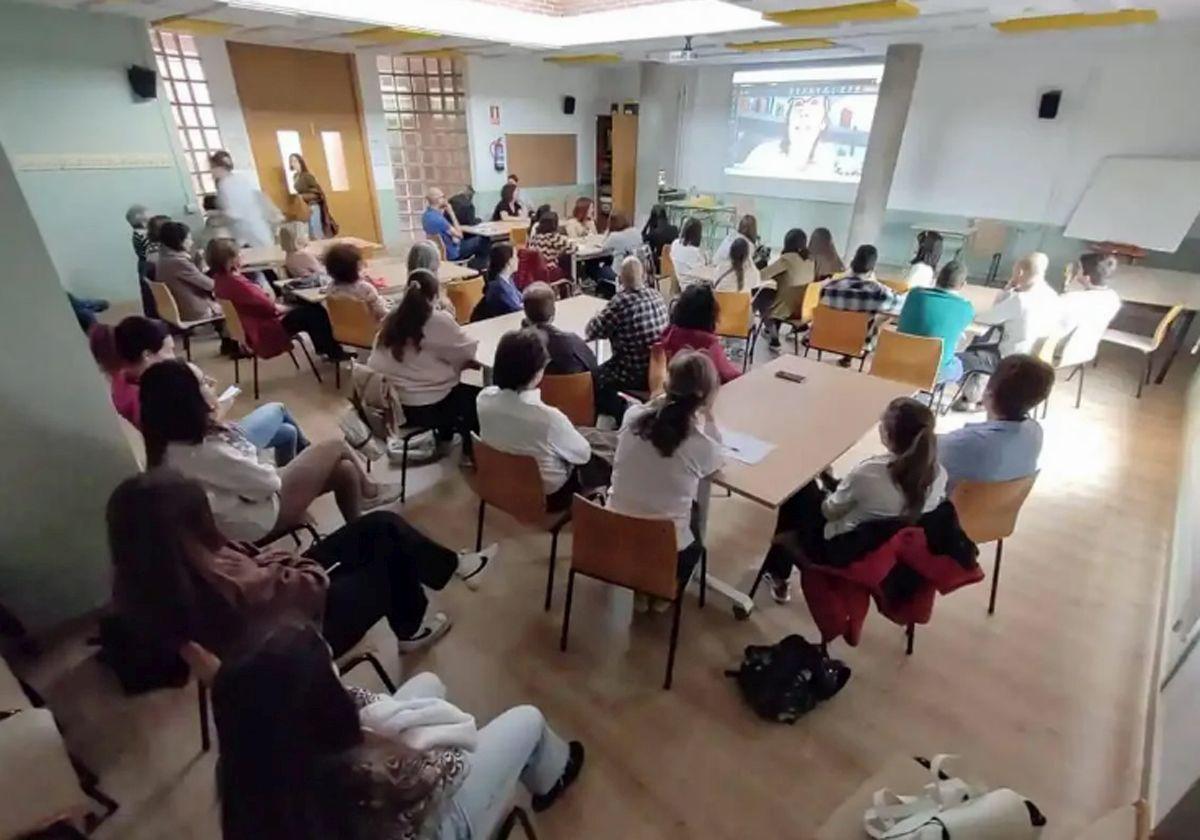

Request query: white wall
[
  {"left": 195, "top": 36, "right": 259, "bottom": 188},
  {"left": 355, "top": 50, "right": 405, "bottom": 249}
]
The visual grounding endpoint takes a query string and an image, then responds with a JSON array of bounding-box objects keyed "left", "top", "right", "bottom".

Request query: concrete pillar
[
  {"left": 635, "top": 63, "right": 689, "bottom": 223},
  {"left": 846, "top": 43, "right": 922, "bottom": 256}
]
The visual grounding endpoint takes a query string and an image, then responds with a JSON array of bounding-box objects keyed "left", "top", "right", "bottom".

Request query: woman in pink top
[
  {"left": 323, "top": 242, "right": 388, "bottom": 321},
  {"left": 88, "top": 317, "right": 176, "bottom": 426},
  {"left": 658, "top": 285, "right": 742, "bottom": 383},
  {"left": 279, "top": 225, "right": 324, "bottom": 279}
]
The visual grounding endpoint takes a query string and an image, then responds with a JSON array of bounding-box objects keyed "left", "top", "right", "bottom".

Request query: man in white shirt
[
  {"left": 209, "top": 151, "right": 280, "bottom": 249},
  {"left": 954, "top": 251, "right": 1060, "bottom": 409},
  {"left": 1057, "top": 253, "right": 1122, "bottom": 367},
  {"left": 477, "top": 329, "right": 611, "bottom": 512}
]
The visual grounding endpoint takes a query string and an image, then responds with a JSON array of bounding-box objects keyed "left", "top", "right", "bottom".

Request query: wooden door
[
  {"left": 610, "top": 113, "right": 638, "bottom": 221},
  {"left": 226, "top": 43, "right": 381, "bottom": 242}
]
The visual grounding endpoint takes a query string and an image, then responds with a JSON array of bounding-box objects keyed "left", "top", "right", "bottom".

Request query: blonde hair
[
  {"left": 278, "top": 224, "right": 306, "bottom": 255},
  {"left": 618, "top": 255, "right": 644, "bottom": 289}
]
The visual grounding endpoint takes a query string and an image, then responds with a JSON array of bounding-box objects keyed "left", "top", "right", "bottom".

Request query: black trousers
[
  {"left": 595, "top": 362, "right": 647, "bottom": 422},
  {"left": 545, "top": 454, "right": 613, "bottom": 513},
  {"left": 957, "top": 330, "right": 1003, "bottom": 403},
  {"left": 305, "top": 511, "right": 457, "bottom": 656},
  {"left": 402, "top": 383, "right": 481, "bottom": 456},
  {"left": 763, "top": 480, "right": 829, "bottom": 582},
  {"left": 282, "top": 302, "right": 341, "bottom": 357}
]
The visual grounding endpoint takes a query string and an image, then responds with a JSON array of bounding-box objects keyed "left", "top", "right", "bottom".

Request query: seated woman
[
  {"left": 905, "top": 230, "right": 943, "bottom": 289},
  {"left": 762, "top": 397, "right": 948, "bottom": 603},
  {"left": 90, "top": 317, "right": 310, "bottom": 465},
  {"left": 669, "top": 218, "right": 710, "bottom": 289},
  {"left": 279, "top": 224, "right": 323, "bottom": 279},
  {"left": 213, "top": 622, "right": 584, "bottom": 839},
  {"left": 367, "top": 269, "right": 482, "bottom": 460},
  {"left": 207, "top": 238, "right": 344, "bottom": 361},
  {"left": 642, "top": 204, "right": 679, "bottom": 275},
  {"left": 760, "top": 228, "right": 817, "bottom": 349},
  {"left": 478, "top": 329, "right": 611, "bottom": 513},
  {"left": 659, "top": 285, "right": 741, "bottom": 384},
  {"left": 602, "top": 213, "right": 642, "bottom": 264},
  {"left": 491, "top": 181, "right": 527, "bottom": 222},
  {"left": 608, "top": 351, "right": 724, "bottom": 612},
  {"left": 140, "top": 359, "right": 403, "bottom": 542},
  {"left": 528, "top": 211, "right": 577, "bottom": 279},
  {"left": 714, "top": 236, "right": 762, "bottom": 293},
  {"left": 715, "top": 214, "right": 769, "bottom": 269},
  {"left": 324, "top": 242, "right": 388, "bottom": 322},
  {"left": 808, "top": 227, "right": 845, "bottom": 282},
  {"left": 107, "top": 470, "right": 491, "bottom": 662},
  {"left": 473, "top": 243, "right": 522, "bottom": 321},
  {"left": 563, "top": 197, "right": 599, "bottom": 240},
  {"left": 156, "top": 220, "right": 222, "bottom": 321}
]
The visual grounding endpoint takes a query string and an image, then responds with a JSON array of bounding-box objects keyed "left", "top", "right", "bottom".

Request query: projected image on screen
[{"left": 726, "top": 64, "right": 884, "bottom": 183}]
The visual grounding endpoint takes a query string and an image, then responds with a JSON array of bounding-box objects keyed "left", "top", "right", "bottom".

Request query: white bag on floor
[{"left": 864, "top": 755, "right": 1044, "bottom": 840}]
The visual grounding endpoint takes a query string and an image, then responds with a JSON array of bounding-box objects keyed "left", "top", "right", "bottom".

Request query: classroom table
[
  {"left": 240, "top": 236, "right": 383, "bottom": 272},
  {"left": 1106, "top": 265, "right": 1200, "bottom": 382},
  {"left": 461, "top": 220, "right": 526, "bottom": 240},
  {"left": 282, "top": 259, "right": 478, "bottom": 305},
  {"left": 462, "top": 294, "right": 608, "bottom": 369},
  {"left": 702, "top": 354, "right": 912, "bottom": 615}
]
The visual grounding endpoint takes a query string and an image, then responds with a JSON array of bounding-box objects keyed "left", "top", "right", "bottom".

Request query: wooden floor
[{"left": 17, "top": 331, "right": 1190, "bottom": 840}]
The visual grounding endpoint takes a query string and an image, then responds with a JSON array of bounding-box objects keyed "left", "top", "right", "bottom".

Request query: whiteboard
[{"left": 1064, "top": 157, "right": 1200, "bottom": 252}]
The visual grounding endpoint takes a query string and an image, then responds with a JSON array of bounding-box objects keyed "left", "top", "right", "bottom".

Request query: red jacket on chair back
[
  {"left": 213, "top": 271, "right": 292, "bottom": 359},
  {"left": 515, "top": 248, "right": 565, "bottom": 291}
]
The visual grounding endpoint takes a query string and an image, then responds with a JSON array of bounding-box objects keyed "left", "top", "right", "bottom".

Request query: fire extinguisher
[{"left": 490, "top": 137, "right": 506, "bottom": 173}]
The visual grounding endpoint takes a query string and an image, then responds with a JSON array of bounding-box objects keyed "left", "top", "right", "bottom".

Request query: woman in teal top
[{"left": 897, "top": 261, "right": 975, "bottom": 383}]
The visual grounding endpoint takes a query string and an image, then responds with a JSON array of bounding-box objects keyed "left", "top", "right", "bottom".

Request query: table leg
[
  {"left": 1154, "top": 309, "right": 1196, "bottom": 385},
  {"left": 694, "top": 479, "right": 755, "bottom": 615}
]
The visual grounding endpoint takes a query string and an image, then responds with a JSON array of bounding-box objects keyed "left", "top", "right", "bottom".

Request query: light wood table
[
  {"left": 240, "top": 236, "right": 383, "bottom": 271},
  {"left": 958, "top": 282, "right": 999, "bottom": 313},
  {"left": 283, "top": 259, "right": 478, "bottom": 305},
  {"left": 462, "top": 294, "right": 608, "bottom": 369},
  {"left": 462, "top": 220, "right": 526, "bottom": 240},
  {"left": 1106, "top": 265, "right": 1200, "bottom": 383},
  {"left": 702, "top": 354, "right": 912, "bottom": 614}
]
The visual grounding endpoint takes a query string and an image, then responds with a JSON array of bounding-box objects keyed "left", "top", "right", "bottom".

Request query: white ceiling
[{"left": 27, "top": 0, "right": 1200, "bottom": 65}]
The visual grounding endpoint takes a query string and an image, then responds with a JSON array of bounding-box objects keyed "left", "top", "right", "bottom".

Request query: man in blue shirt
[
  {"left": 422, "top": 186, "right": 490, "bottom": 270},
  {"left": 897, "top": 260, "right": 976, "bottom": 383},
  {"left": 938, "top": 354, "right": 1054, "bottom": 490}
]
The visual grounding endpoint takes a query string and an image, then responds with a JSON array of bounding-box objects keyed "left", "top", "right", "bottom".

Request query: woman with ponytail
[
  {"left": 368, "top": 268, "right": 482, "bottom": 460},
  {"left": 760, "top": 227, "right": 817, "bottom": 349},
  {"left": 608, "top": 351, "right": 725, "bottom": 612}
]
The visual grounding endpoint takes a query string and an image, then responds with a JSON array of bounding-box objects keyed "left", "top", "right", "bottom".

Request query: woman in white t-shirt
[
  {"left": 608, "top": 350, "right": 724, "bottom": 613},
  {"left": 761, "top": 396, "right": 947, "bottom": 603},
  {"left": 904, "top": 230, "right": 943, "bottom": 289},
  {"left": 669, "top": 218, "right": 711, "bottom": 290},
  {"left": 714, "top": 236, "right": 762, "bottom": 293}
]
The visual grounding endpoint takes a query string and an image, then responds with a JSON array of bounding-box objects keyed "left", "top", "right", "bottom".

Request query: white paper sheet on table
[{"left": 718, "top": 427, "right": 775, "bottom": 465}]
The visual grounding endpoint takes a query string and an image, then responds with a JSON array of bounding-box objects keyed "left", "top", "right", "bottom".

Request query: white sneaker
[
  {"left": 397, "top": 612, "right": 452, "bottom": 654},
  {"left": 650, "top": 597, "right": 672, "bottom": 614},
  {"left": 456, "top": 543, "right": 497, "bottom": 590},
  {"left": 362, "top": 482, "right": 404, "bottom": 511}
]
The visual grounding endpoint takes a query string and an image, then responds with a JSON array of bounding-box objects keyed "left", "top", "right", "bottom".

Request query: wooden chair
[
  {"left": 714, "top": 289, "right": 758, "bottom": 372},
  {"left": 540, "top": 372, "right": 595, "bottom": 427},
  {"left": 218, "top": 299, "right": 323, "bottom": 400},
  {"left": 659, "top": 247, "right": 680, "bottom": 299},
  {"left": 148, "top": 281, "right": 223, "bottom": 361},
  {"left": 325, "top": 295, "right": 379, "bottom": 388},
  {"left": 878, "top": 277, "right": 910, "bottom": 296},
  {"left": 470, "top": 436, "right": 571, "bottom": 611},
  {"left": 509, "top": 227, "right": 528, "bottom": 249},
  {"left": 430, "top": 233, "right": 471, "bottom": 267},
  {"left": 561, "top": 495, "right": 706, "bottom": 690},
  {"left": 784, "top": 281, "right": 826, "bottom": 353},
  {"left": 950, "top": 472, "right": 1039, "bottom": 615},
  {"left": 1101, "top": 304, "right": 1184, "bottom": 398},
  {"left": 802, "top": 306, "right": 872, "bottom": 369},
  {"left": 445, "top": 277, "right": 485, "bottom": 325},
  {"left": 870, "top": 330, "right": 945, "bottom": 407},
  {"left": 647, "top": 344, "right": 668, "bottom": 397}
]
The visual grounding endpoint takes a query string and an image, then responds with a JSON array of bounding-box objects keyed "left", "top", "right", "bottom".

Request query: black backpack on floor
[{"left": 725, "top": 634, "right": 851, "bottom": 723}]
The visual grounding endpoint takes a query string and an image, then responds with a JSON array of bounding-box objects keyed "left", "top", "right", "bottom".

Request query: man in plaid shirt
[
  {"left": 585, "top": 256, "right": 668, "bottom": 416},
  {"left": 820, "top": 244, "right": 902, "bottom": 351}
]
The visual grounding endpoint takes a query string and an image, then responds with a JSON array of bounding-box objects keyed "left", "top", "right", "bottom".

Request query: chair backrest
[
  {"left": 949, "top": 472, "right": 1039, "bottom": 545},
  {"left": 870, "top": 330, "right": 943, "bottom": 391},
  {"left": 1032, "top": 328, "right": 1072, "bottom": 366},
  {"left": 790, "top": 280, "right": 825, "bottom": 323},
  {"left": 470, "top": 435, "right": 548, "bottom": 524},
  {"left": 429, "top": 234, "right": 448, "bottom": 261},
  {"left": 570, "top": 495, "right": 678, "bottom": 600},
  {"left": 879, "top": 277, "right": 910, "bottom": 296},
  {"left": 149, "top": 281, "right": 183, "bottom": 327},
  {"left": 714, "top": 290, "right": 753, "bottom": 339},
  {"left": 540, "top": 372, "right": 595, "bottom": 426},
  {"left": 808, "top": 306, "right": 871, "bottom": 357},
  {"left": 179, "top": 641, "right": 221, "bottom": 686},
  {"left": 1151, "top": 305, "right": 1185, "bottom": 351},
  {"left": 647, "top": 343, "right": 668, "bottom": 396},
  {"left": 217, "top": 299, "right": 248, "bottom": 346},
  {"left": 444, "top": 277, "right": 484, "bottom": 325},
  {"left": 510, "top": 227, "right": 528, "bottom": 248},
  {"left": 660, "top": 246, "right": 677, "bottom": 281},
  {"left": 325, "top": 295, "right": 379, "bottom": 348}
]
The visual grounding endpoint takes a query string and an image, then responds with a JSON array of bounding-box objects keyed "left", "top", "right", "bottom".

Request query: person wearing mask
[
  {"left": 896, "top": 260, "right": 975, "bottom": 384},
  {"left": 564, "top": 197, "right": 599, "bottom": 240},
  {"left": 608, "top": 351, "right": 724, "bottom": 613},
  {"left": 955, "top": 252, "right": 1061, "bottom": 410},
  {"left": 289, "top": 153, "right": 333, "bottom": 241},
  {"left": 324, "top": 242, "right": 388, "bottom": 322},
  {"left": 642, "top": 204, "right": 679, "bottom": 274},
  {"left": 1058, "top": 252, "right": 1122, "bottom": 366},
  {"left": 279, "top": 224, "right": 324, "bottom": 279},
  {"left": 211, "top": 622, "right": 583, "bottom": 839},
  {"left": 207, "top": 238, "right": 345, "bottom": 361},
  {"left": 820, "top": 244, "right": 901, "bottom": 358},
  {"left": 478, "top": 329, "right": 611, "bottom": 512},
  {"left": 449, "top": 185, "right": 481, "bottom": 227},
  {"left": 156, "top": 220, "right": 222, "bottom": 321},
  {"left": 762, "top": 397, "right": 947, "bottom": 603},
  {"left": 939, "top": 354, "right": 1054, "bottom": 491},
  {"left": 368, "top": 268, "right": 482, "bottom": 460},
  {"left": 669, "top": 218, "right": 710, "bottom": 289},
  {"left": 210, "top": 151, "right": 280, "bottom": 249},
  {"left": 422, "top": 187, "right": 490, "bottom": 271},
  {"left": 491, "top": 182, "right": 527, "bottom": 222},
  {"left": 528, "top": 210, "right": 577, "bottom": 276},
  {"left": 522, "top": 282, "right": 599, "bottom": 379},
  {"left": 905, "top": 230, "right": 943, "bottom": 289},
  {"left": 760, "top": 228, "right": 817, "bottom": 349},
  {"left": 660, "top": 285, "right": 742, "bottom": 383},
  {"left": 585, "top": 256, "right": 669, "bottom": 418},
  {"left": 474, "top": 243, "right": 523, "bottom": 321},
  {"left": 602, "top": 213, "right": 643, "bottom": 264},
  {"left": 715, "top": 236, "right": 762, "bottom": 293},
  {"left": 808, "top": 227, "right": 845, "bottom": 281}
]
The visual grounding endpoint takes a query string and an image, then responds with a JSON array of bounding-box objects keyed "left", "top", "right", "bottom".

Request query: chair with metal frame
[
  {"left": 802, "top": 306, "right": 872, "bottom": 369},
  {"left": 325, "top": 294, "right": 380, "bottom": 389},
  {"left": 1101, "top": 304, "right": 1185, "bottom": 398},
  {"left": 218, "top": 299, "right": 323, "bottom": 400},
  {"left": 784, "top": 281, "right": 827, "bottom": 354},
  {"left": 950, "top": 472, "right": 1039, "bottom": 615},
  {"left": 540, "top": 372, "right": 595, "bottom": 427},
  {"left": 445, "top": 277, "right": 485, "bottom": 325},
  {"left": 561, "top": 495, "right": 706, "bottom": 690},
  {"left": 869, "top": 330, "right": 946, "bottom": 409},
  {"left": 148, "top": 280, "right": 223, "bottom": 361},
  {"left": 713, "top": 289, "right": 759, "bottom": 372}
]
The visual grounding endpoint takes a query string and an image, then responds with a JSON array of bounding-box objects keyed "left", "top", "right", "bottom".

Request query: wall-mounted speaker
[
  {"left": 1038, "top": 89, "right": 1062, "bottom": 120},
  {"left": 563, "top": 95, "right": 576, "bottom": 115},
  {"left": 128, "top": 65, "right": 158, "bottom": 100}
]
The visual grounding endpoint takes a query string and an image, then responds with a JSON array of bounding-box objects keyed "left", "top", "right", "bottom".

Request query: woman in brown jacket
[{"left": 106, "top": 469, "right": 494, "bottom": 658}]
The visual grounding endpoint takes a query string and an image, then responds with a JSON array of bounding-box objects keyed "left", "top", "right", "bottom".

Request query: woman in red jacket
[
  {"left": 206, "top": 238, "right": 343, "bottom": 359},
  {"left": 659, "top": 284, "right": 741, "bottom": 383}
]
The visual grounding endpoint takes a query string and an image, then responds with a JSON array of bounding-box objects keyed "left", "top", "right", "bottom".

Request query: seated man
[
  {"left": 955, "top": 251, "right": 1060, "bottom": 410},
  {"left": 896, "top": 260, "right": 975, "bottom": 384},
  {"left": 1058, "top": 252, "right": 1122, "bottom": 366},
  {"left": 477, "top": 328, "right": 611, "bottom": 513},
  {"left": 522, "top": 282, "right": 599, "bottom": 378},
  {"left": 820, "top": 244, "right": 901, "bottom": 358},
  {"left": 939, "top": 354, "right": 1054, "bottom": 490},
  {"left": 422, "top": 187, "right": 489, "bottom": 271}
]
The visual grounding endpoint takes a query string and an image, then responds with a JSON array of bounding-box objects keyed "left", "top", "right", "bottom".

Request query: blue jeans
[
  {"left": 308, "top": 203, "right": 322, "bottom": 240},
  {"left": 936, "top": 355, "right": 964, "bottom": 385},
  {"left": 234, "top": 402, "right": 309, "bottom": 465}
]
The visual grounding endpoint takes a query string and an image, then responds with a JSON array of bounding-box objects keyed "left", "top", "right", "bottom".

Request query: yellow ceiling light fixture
[
  {"left": 153, "top": 16, "right": 237, "bottom": 36},
  {"left": 726, "top": 37, "right": 837, "bottom": 52},
  {"left": 993, "top": 8, "right": 1158, "bottom": 34},
  {"left": 543, "top": 53, "right": 622, "bottom": 64},
  {"left": 345, "top": 26, "right": 439, "bottom": 44},
  {"left": 764, "top": 0, "right": 919, "bottom": 27},
  {"left": 401, "top": 48, "right": 464, "bottom": 59}
]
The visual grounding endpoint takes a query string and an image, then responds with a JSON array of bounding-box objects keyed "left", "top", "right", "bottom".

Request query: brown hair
[
  {"left": 728, "top": 237, "right": 751, "bottom": 292},
  {"left": 881, "top": 397, "right": 939, "bottom": 521},
  {"left": 522, "top": 282, "right": 556, "bottom": 325},
  {"left": 205, "top": 238, "right": 241, "bottom": 274},
  {"left": 377, "top": 269, "right": 439, "bottom": 362},
  {"left": 571, "top": 196, "right": 593, "bottom": 223},
  {"left": 633, "top": 351, "right": 719, "bottom": 457},
  {"left": 736, "top": 214, "right": 758, "bottom": 243},
  {"left": 323, "top": 243, "right": 364, "bottom": 286},
  {"left": 536, "top": 211, "right": 560, "bottom": 236},
  {"left": 608, "top": 212, "right": 630, "bottom": 233},
  {"left": 987, "top": 354, "right": 1055, "bottom": 420},
  {"left": 493, "top": 328, "right": 549, "bottom": 390}
]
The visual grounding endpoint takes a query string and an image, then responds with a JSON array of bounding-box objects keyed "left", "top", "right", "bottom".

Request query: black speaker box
[
  {"left": 128, "top": 65, "right": 158, "bottom": 100},
  {"left": 1038, "top": 89, "right": 1062, "bottom": 120},
  {"left": 563, "top": 95, "right": 576, "bottom": 115}
]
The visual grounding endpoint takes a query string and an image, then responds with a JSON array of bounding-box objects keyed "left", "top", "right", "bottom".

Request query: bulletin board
[{"left": 505, "top": 133, "right": 577, "bottom": 187}]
